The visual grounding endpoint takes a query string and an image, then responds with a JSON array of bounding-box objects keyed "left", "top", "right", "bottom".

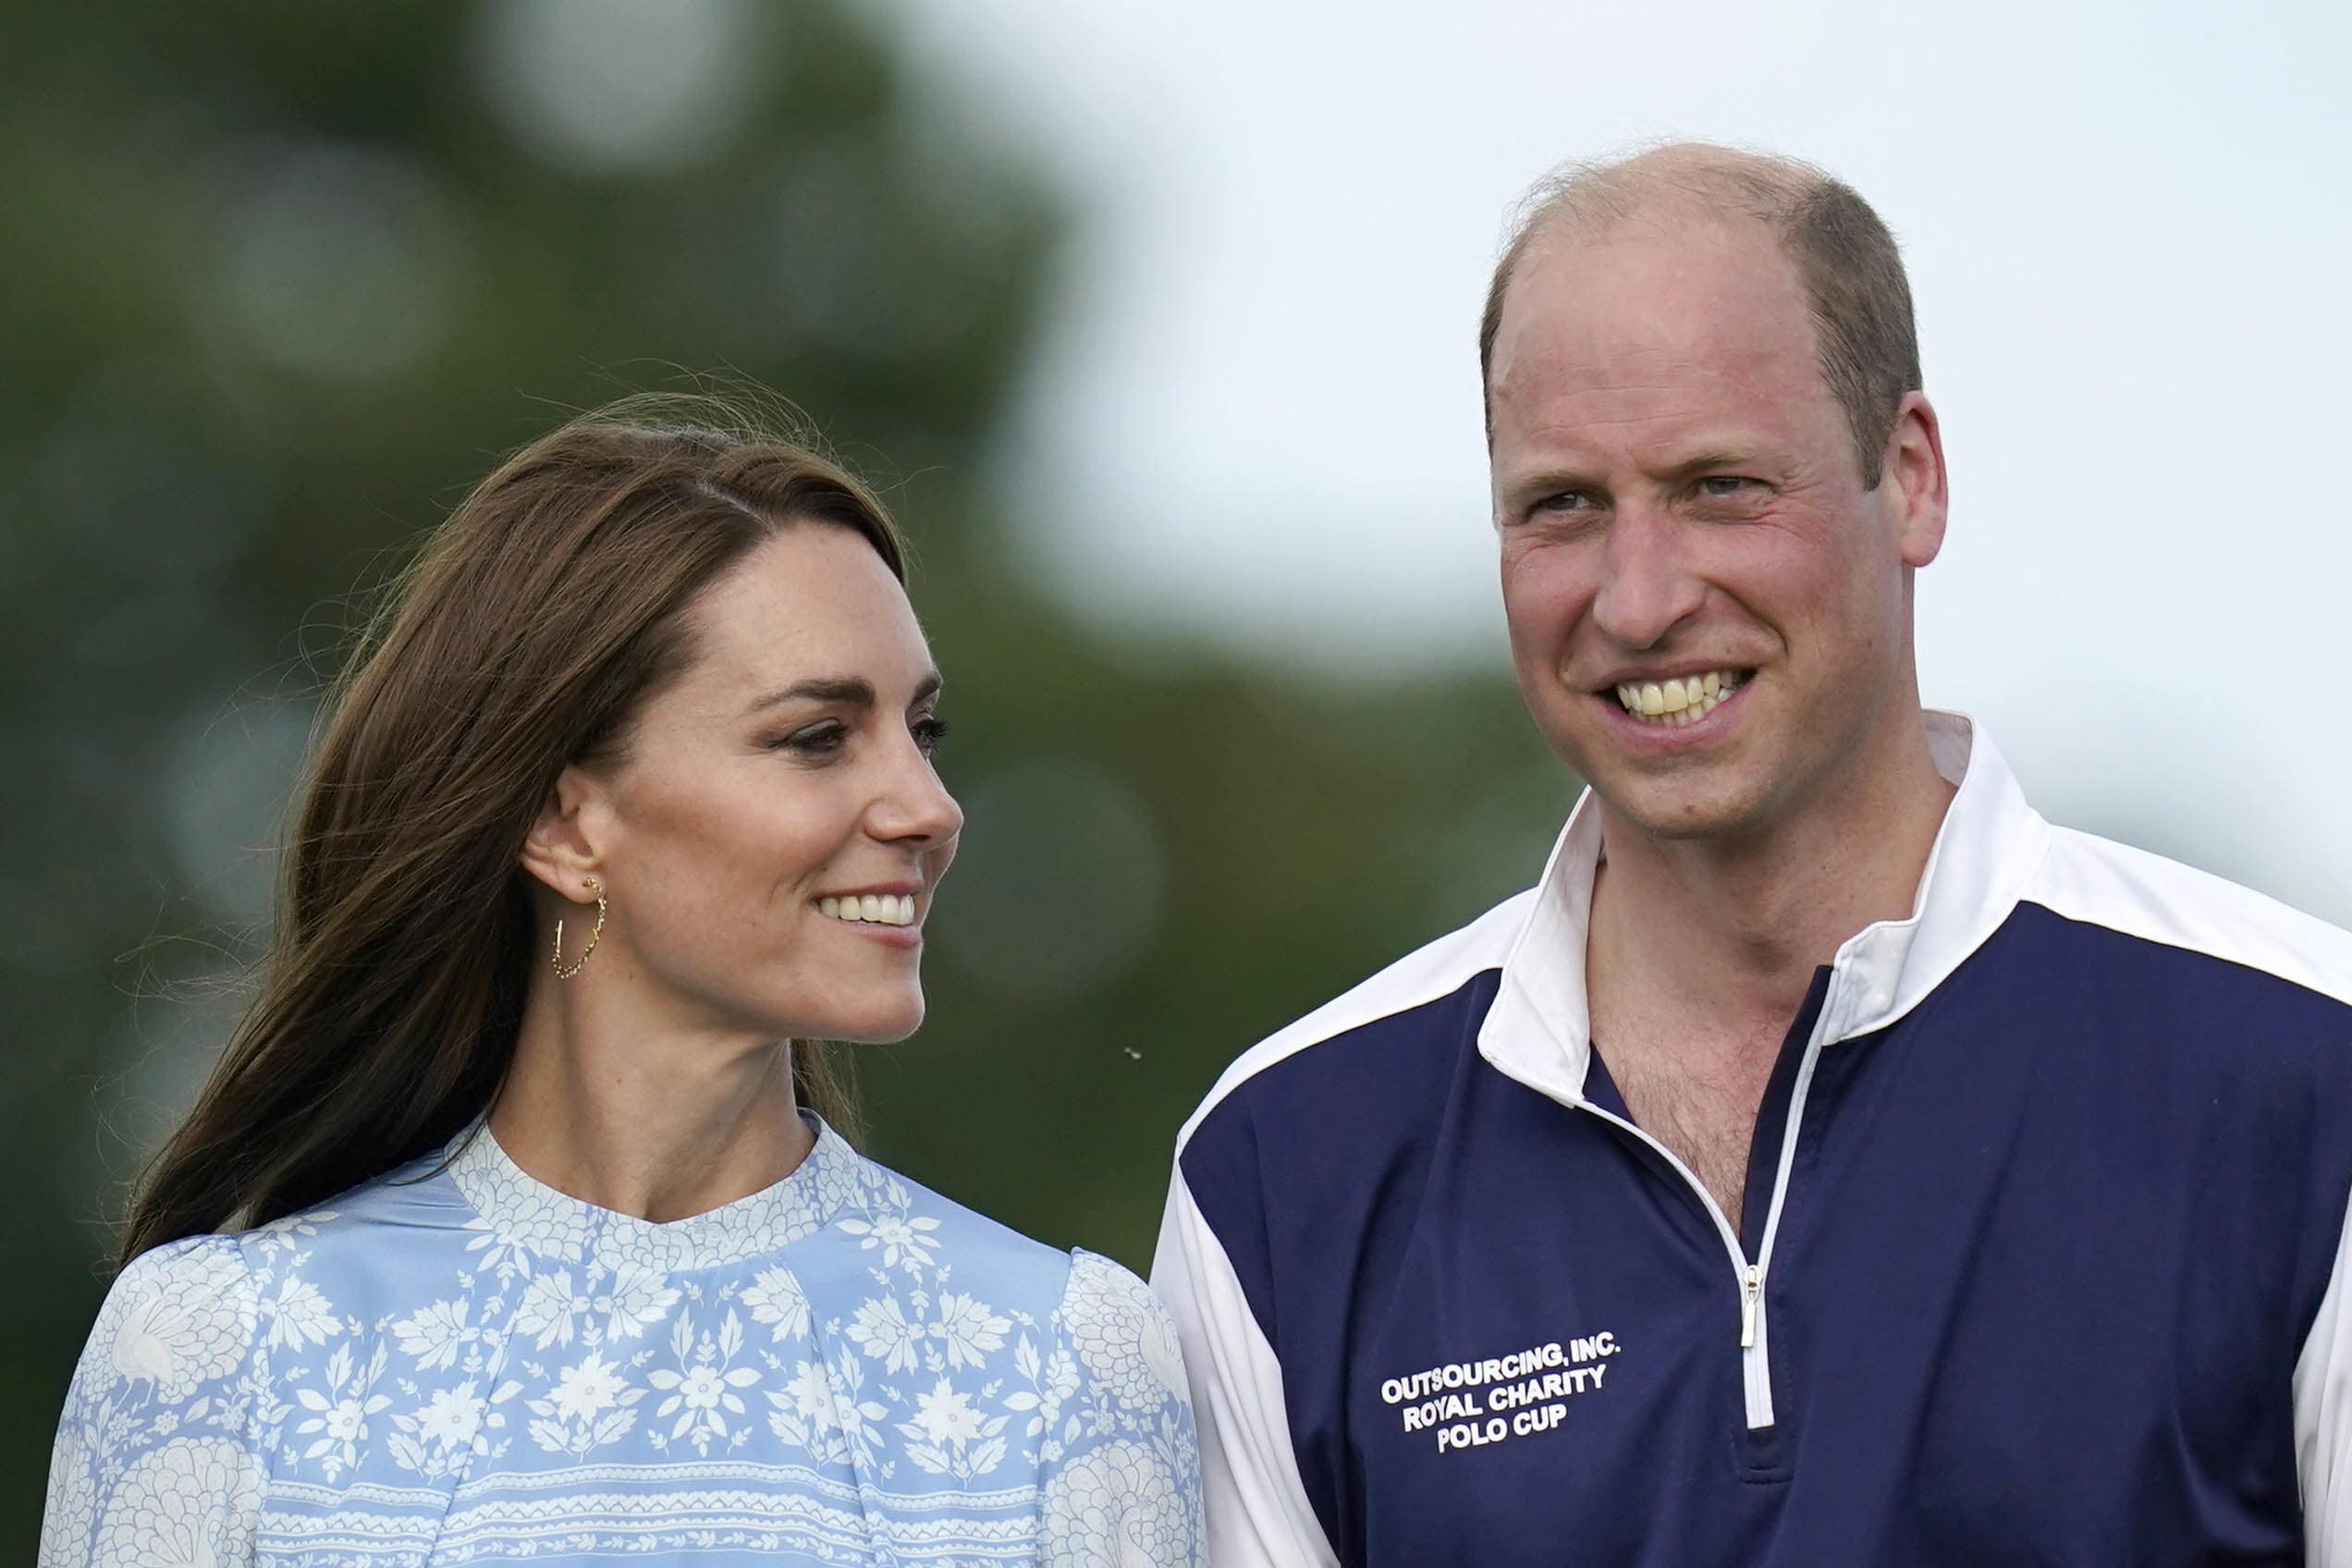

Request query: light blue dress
[{"left": 40, "top": 1118, "right": 1203, "bottom": 1565}]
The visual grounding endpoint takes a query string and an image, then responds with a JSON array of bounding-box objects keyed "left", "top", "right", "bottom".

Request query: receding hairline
[
  {"left": 1484, "top": 142, "right": 1844, "bottom": 365},
  {"left": 1514, "top": 142, "right": 1839, "bottom": 242},
  {"left": 1479, "top": 141, "right": 1922, "bottom": 485}
]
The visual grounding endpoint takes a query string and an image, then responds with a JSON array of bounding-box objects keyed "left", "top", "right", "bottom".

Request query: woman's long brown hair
[{"left": 118, "top": 396, "right": 906, "bottom": 1269}]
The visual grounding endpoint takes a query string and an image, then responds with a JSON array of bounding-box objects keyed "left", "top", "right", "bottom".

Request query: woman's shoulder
[
  {"left": 84, "top": 1231, "right": 269, "bottom": 1399},
  {"left": 87, "top": 1152, "right": 476, "bottom": 1377},
  {"left": 71, "top": 1158, "right": 446, "bottom": 1388},
  {"left": 831, "top": 1148, "right": 1080, "bottom": 1304},
  {"left": 836, "top": 1150, "right": 1186, "bottom": 1402},
  {"left": 44, "top": 1234, "right": 274, "bottom": 1566},
  {"left": 837, "top": 1151, "right": 1138, "bottom": 1288}
]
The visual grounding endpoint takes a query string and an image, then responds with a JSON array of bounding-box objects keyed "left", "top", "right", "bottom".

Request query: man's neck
[
  {"left": 1587, "top": 717, "right": 1959, "bottom": 1046},
  {"left": 1579, "top": 713, "right": 1957, "bottom": 1227}
]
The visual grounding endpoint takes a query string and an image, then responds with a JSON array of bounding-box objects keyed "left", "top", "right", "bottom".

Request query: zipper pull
[{"left": 1739, "top": 1265, "right": 1762, "bottom": 1349}]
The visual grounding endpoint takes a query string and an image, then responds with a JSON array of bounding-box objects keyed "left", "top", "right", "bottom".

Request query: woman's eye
[
  {"left": 771, "top": 722, "right": 846, "bottom": 756},
  {"left": 912, "top": 716, "right": 950, "bottom": 757}
]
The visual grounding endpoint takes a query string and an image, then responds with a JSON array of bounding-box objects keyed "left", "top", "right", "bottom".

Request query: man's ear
[
  {"left": 519, "top": 763, "right": 610, "bottom": 900},
  {"left": 1882, "top": 390, "right": 1949, "bottom": 570}
]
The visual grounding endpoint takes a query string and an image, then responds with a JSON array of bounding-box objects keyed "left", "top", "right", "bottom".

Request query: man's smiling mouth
[{"left": 1609, "top": 669, "right": 1749, "bottom": 728}]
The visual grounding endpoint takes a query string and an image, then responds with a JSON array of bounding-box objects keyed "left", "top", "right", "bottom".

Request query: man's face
[{"left": 1487, "top": 216, "right": 1942, "bottom": 845}]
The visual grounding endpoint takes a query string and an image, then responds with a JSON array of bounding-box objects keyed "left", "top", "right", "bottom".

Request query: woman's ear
[{"left": 519, "top": 763, "right": 611, "bottom": 899}]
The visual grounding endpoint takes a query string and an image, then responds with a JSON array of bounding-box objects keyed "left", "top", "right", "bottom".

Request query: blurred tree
[{"left": 0, "top": 0, "right": 1565, "bottom": 1548}]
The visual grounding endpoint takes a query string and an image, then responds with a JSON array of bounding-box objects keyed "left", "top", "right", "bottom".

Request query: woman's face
[{"left": 556, "top": 524, "right": 962, "bottom": 1045}]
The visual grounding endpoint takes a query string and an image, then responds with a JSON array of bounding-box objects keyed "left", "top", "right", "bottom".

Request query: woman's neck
[{"left": 490, "top": 980, "right": 814, "bottom": 1223}]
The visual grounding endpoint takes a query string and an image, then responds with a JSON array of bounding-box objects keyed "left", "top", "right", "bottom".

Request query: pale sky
[{"left": 876, "top": 0, "right": 2352, "bottom": 923}]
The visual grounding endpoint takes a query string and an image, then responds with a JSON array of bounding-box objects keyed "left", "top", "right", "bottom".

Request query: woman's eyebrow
[
  {"left": 745, "top": 677, "right": 874, "bottom": 715},
  {"left": 743, "top": 670, "right": 942, "bottom": 716}
]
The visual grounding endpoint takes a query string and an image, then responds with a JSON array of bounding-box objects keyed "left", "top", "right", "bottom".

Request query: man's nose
[{"left": 1589, "top": 505, "right": 1704, "bottom": 649}]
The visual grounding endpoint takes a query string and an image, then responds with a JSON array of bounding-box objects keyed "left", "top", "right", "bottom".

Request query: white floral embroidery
[
  {"left": 1008, "top": 1330, "right": 1084, "bottom": 1456},
  {"left": 92, "top": 1437, "right": 261, "bottom": 1567},
  {"left": 935, "top": 1291, "right": 1013, "bottom": 1370},
  {"left": 246, "top": 1209, "right": 336, "bottom": 1259},
  {"left": 508, "top": 1258, "right": 679, "bottom": 1356},
  {"left": 548, "top": 1353, "right": 629, "bottom": 1424},
  {"left": 599, "top": 1262, "right": 680, "bottom": 1341},
  {"left": 827, "top": 1347, "right": 893, "bottom": 1466},
  {"left": 644, "top": 1308, "right": 760, "bottom": 1456},
  {"left": 1042, "top": 1439, "right": 1192, "bottom": 1567},
  {"left": 105, "top": 1243, "right": 253, "bottom": 1402},
  {"left": 1061, "top": 1253, "right": 1191, "bottom": 1412},
  {"left": 390, "top": 1295, "right": 473, "bottom": 1368},
  {"left": 848, "top": 1292, "right": 924, "bottom": 1374},
  {"left": 416, "top": 1380, "right": 485, "bottom": 1448},
  {"left": 525, "top": 1348, "right": 646, "bottom": 1458},
  {"left": 773, "top": 1359, "right": 843, "bottom": 1444},
  {"left": 42, "top": 1123, "right": 1203, "bottom": 1567},
  {"left": 1141, "top": 1310, "right": 1187, "bottom": 1408},
  {"left": 899, "top": 1375, "right": 1013, "bottom": 1481},
  {"left": 290, "top": 1341, "right": 392, "bottom": 1478},
  {"left": 258, "top": 1276, "right": 343, "bottom": 1354},
  {"left": 41, "top": 1415, "right": 99, "bottom": 1557},
  {"left": 458, "top": 1215, "right": 545, "bottom": 1283},
  {"left": 839, "top": 1207, "right": 943, "bottom": 1271},
  {"left": 386, "top": 1375, "right": 519, "bottom": 1477},
  {"left": 741, "top": 1264, "right": 812, "bottom": 1341},
  {"left": 508, "top": 1268, "right": 582, "bottom": 1350},
  {"left": 447, "top": 1121, "right": 864, "bottom": 1277},
  {"left": 913, "top": 1378, "right": 988, "bottom": 1445}
]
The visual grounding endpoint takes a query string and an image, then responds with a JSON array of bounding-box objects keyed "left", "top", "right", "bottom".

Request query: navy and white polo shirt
[{"left": 1153, "top": 713, "right": 2352, "bottom": 1566}]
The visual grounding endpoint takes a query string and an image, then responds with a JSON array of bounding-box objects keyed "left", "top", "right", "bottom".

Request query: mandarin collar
[
  {"left": 446, "top": 1112, "right": 865, "bottom": 1274},
  {"left": 1476, "top": 711, "right": 2052, "bottom": 1105}
]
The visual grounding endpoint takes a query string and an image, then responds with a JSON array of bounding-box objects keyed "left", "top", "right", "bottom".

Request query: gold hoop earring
[{"left": 552, "top": 876, "right": 605, "bottom": 980}]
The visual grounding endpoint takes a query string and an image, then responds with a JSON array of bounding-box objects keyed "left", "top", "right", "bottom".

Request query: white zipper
[
  {"left": 1740, "top": 1263, "right": 1773, "bottom": 1425},
  {"left": 1577, "top": 1103, "right": 1777, "bottom": 1427},
  {"left": 1579, "top": 990, "right": 1838, "bottom": 1431},
  {"left": 1744, "top": 996, "right": 1840, "bottom": 1429}
]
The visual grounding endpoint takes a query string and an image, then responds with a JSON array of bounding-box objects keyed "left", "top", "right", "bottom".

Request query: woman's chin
[{"left": 795, "top": 996, "right": 925, "bottom": 1047}]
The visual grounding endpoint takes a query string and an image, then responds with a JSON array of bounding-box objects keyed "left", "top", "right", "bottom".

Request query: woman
[{"left": 41, "top": 399, "right": 1203, "bottom": 1566}]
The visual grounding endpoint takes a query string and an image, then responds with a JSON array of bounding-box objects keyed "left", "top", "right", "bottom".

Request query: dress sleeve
[
  {"left": 39, "top": 1234, "right": 266, "bottom": 1568},
  {"left": 1034, "top": 1249, "right": 1206, "bottom": 1567}
]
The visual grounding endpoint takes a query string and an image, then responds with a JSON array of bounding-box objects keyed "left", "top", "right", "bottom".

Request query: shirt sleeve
[
  {"left": 1034, "top": 1248, "right": 1205, "bottom": 1567},
  {"left": 40, "top": 1234, "right": 266, "bottom": 1568},
  {"left": 2299, "top": 1183, "right": 2352, "bottom": 1566},
  {"left": 1150, "top": 1166, "right": 1340, "bottom": 1568}
]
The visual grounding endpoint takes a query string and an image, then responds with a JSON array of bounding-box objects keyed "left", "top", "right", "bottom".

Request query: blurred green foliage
[{"left": 0, "top": 0, "right": 1569, "bottom": 1545}]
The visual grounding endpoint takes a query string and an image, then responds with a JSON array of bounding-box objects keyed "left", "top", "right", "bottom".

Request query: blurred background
[{"left": 4, "top": 0, "right": 2346, "bottom": 1546}]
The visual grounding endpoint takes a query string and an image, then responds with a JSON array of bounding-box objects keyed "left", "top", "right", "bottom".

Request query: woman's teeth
[
  {"left": 821, "top": 894, "right": 916, "bottom": 926},
  {"left": 1614, "top": 670, "right": 1745, "bottom": 727}
]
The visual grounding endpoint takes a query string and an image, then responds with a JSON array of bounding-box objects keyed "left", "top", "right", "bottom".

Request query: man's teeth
[
  {"left": 1612, "top": 670, "right": 1745, "bottom": 727},
  {"left": 820, "top": 894, "right": 917, "bottom": 926}
]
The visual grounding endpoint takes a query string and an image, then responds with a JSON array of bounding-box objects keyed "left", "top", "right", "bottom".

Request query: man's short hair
[{"left": 1479, "top": 143, "right": 1921, "bottom": 487}]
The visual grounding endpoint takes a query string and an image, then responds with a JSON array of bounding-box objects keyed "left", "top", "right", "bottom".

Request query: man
[{"left": 1152, "top": 142, "right": 2352, "bottom": 1564}]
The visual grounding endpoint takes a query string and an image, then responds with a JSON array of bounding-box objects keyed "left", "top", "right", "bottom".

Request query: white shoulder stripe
[
  {"left": 2027, "top": 827, "right": 2352, "bottom": 1011},
  {"left": 1175, "top": 889, "right": 1537, "bottom": 1152}
]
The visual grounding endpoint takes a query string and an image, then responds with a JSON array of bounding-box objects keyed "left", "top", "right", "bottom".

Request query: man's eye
[
  {"left": 1697, "top": 475, "right": 1758, "bottom": 496},
  {"left": 1535, "top": 490, "right": 1597, "bottom": 514}
]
